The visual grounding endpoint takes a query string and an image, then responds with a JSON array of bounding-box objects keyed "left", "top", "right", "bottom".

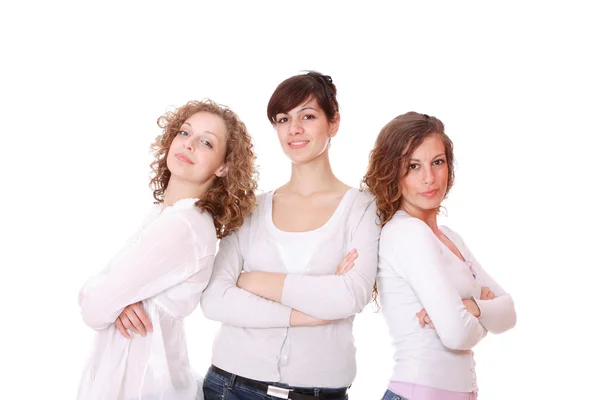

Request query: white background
[{"left": 1, "top": 1, "right": 598, "bottom": 399}]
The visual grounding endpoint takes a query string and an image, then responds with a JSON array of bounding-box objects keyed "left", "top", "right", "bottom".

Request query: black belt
[{"left": 209, "top": 365, "right": 348, "bottom": 399}]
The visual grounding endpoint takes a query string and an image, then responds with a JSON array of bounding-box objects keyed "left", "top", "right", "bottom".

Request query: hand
[
  {"left": 336, "top": 249, "right": 358, "bottom": 275},
  {"left": 462, "top": 299, "right": 481, "bottom": 318},
  {"left": 115, "top": 302, "right": 153, "bottom": 339},
  {"left": 416, "top": 308, "right": 435, "bottom": 328},
  {"left": 290, "top": 309, "right": 333, "bottom": 327},
  {"left": 480, "top": 286, "right": 496, "bottom": 300}
]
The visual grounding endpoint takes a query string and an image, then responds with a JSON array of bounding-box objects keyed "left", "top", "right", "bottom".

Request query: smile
[
  {"left": 175, "top": 153, "right": 194, "bottom": 164},
  {"left": 289, "top": 140, "right": 309, "bottom": 149}
]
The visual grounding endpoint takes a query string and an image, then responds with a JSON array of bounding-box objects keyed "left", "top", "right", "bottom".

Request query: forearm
[
  {"left": 281, "top": 272, "right": 373, "bottom": 319},
  {"left": 201, "top": 280, "right": 292, "bottom": 328},
  {"left": 474, "top": 294, "right": 517, "bottom": 333},
  {"left": 237, "top": 271, "right": 286, "bottom": 302}
]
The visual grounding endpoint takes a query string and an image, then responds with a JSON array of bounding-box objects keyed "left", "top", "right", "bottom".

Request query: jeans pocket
[
  {"left": 381, "top": 390, "right": 407, "bottom": 400},
  {"left": 203, "top": 371, "right": 226, "bottom": 399}
]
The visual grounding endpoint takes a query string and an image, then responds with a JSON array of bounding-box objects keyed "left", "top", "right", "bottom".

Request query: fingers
[
  {"left": 416, "top": 308, "right": 435, "bottom": 328},
  {"left": 124, "top": 307, "right": 147, "bottom": 336},
  {"left": 480, "top": 287, "right": 496, "bottom": 300},
  {"left": 336, "top": 249, "right": 358, "bottom": 275},
  {"left": 424, "top": 315, "right": 435, "bottom": 328},
  {"left": 416, "top": 308, "right": 427, "bottom": 328},
  {"left": 120, "top": 312, "right": 142, "bottom": 336},
  {"left": 115, "top": 317, "right": 130, "bottom": 339},
  {"left": 131, "top": 303, "right": 153, "bottom": 333}
]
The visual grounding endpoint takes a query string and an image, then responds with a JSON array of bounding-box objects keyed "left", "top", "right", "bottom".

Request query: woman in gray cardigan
[{"left": 201, "top": 71, "right": 381, "bottom": 400}]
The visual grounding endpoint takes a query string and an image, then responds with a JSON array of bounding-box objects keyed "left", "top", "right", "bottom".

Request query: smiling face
[
  {"left": 399, "top": 134, "right": 449, "bottom": 215},
  {"left": 273, "top": 97, "right": 340, "bottom": 165},
  {"left": 166, "top": 111, "right": 229, "bottom": 184}
]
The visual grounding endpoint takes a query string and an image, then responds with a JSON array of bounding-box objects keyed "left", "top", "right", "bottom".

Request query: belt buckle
[{"left": 267, "top": 385, "right": 291, "bottom": 399}]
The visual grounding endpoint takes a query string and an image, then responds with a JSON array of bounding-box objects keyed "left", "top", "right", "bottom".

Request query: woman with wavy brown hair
[
  {"left": 364, "top": 112, "right": 516, "bottom": 400},
  {"left": 77, "top": 99, "right": 257, "bottom": 400}
]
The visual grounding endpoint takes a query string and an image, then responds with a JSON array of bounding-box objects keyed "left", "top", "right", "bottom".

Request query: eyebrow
[
  {"left": 182, "top": 122, "right": 217, "bottom": 138},
  {"left": 409, "top": 153, "right": 446, "bottom": 162}
]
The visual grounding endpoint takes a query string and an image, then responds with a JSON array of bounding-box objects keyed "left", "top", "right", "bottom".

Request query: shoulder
[
  {"left": 440, "top": 225, "right": 469, "bottom": 253},
  {"left": 440, "top": 225, "right": 465, "bottom": 245},
  {"left": 225, "top": 191, "right": 270, "bottom": 239},
  {"left": 162, "top": 206, "right": 218, "bottom": 248},
  {"left": 350, "top": 188, "right": 375, "bottom": 208},
  {"left": 347, "top": 189, "right": 377, "bottom": 218},
  {"left": 346, "top": 189, "right": 380, "bottom": 230},
  {"left": 255, "top": 191, "right": 269, "bottom": 209},
  {"left": 381, "top": 211, "right": 436, "bottom": 248}
]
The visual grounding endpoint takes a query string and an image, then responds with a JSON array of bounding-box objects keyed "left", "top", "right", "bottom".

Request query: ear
[
  {"left": 215, "top": 163, "right": 229, "bottom": 177},
  {"left": 329, "top": 112, "right": 341, "bottom": 138}
]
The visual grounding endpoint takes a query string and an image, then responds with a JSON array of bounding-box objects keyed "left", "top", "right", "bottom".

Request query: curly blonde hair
[{"left": 149, "top": 99, "right": 258, "bottom": 238}]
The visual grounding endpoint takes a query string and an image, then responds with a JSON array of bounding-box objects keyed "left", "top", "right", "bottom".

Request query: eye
[
  {"left": 433, "top": 159, "right": 445, "bottom": 166},
  {"left": 276, "top": 117, "right": 288, "bottom": 123},
  {"left": 302, "top": 114, "right": 315, "bottom": 120},
  {"left": 408, "top": 163, "right": 420, "bottom": 170},
  {"left": 201, "top": 140, "right": 213, "bottom": 149},
  {"left": 178, "top": 130, "right": 190, "bottom": 137}
]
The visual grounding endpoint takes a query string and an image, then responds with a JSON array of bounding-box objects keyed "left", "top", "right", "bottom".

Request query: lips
[
  {"left": 420, "top": 189, "right": 439, "bottom": 198},
  {"left": 175, "top": 153, "right": 194, "bottom": 164},
  {"left": 288, "top": 140, "right": 309, "bottom": 149}
]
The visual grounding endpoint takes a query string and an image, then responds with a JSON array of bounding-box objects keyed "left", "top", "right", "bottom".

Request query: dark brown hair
[
  {"left": 363, "top": 112, "right": 455, "bottom": 228},
  {"left": 149, "top": 99, "right": 258, "bottom": 238},
  {"left": 267, "top": 71, "right": 339, "bottom": 123}
]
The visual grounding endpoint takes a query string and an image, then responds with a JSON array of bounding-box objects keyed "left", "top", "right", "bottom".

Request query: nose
[
  {"left": 288, "top": 117, "right": 304, "bottom": 136},
  {"left": 422, "top": 165, "right": 435, "bottom": 185},
  {"left": 181, "top": 136, "right": 194, "bottom": 151}
]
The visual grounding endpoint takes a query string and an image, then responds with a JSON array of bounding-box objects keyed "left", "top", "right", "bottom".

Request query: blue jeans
[
  {"left": 203, "top": 368, "right": 349, "bottom": 400},
  {"left": 381, "top": 389, "right": 408, "bottom": 400}
]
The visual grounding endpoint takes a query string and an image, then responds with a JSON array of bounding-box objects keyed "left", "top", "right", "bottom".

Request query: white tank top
[{"left": 265, "top": 190, "right": 351, "bottom": 274}]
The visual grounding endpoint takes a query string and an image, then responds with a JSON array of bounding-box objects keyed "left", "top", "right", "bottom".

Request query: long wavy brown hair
[
  {"left": 149, "top": 99, "right": 258, "bottom": 238},
  {"left": 362, "top": 112, "right": 455, "bottom": 303}
]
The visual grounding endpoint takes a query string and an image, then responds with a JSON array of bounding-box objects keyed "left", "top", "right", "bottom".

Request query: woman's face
[
  {"left": 273, "top": 97, "right": 340, "bottom": 165},
  {"left": 399, "top": 134, "right": 449, "bottom": 215},
  {"left": 166, "top": 111, "right": 229, "bottom": 184}
]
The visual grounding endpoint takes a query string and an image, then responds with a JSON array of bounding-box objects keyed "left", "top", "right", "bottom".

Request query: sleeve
[
  {"left": 451, "top": 232, "right": 517, "bottom": 334},
  {"left": 279, "top": 199, "right": 381, "bottom": 320},
  {"left": 384, "top": 217, "right": 487, "bottom": 350},
  {"left": 200, "top": 231, "right": 293, "bottom": 328},
  {"left": 78, "top": 211, "right": 215, "bottom": 330}
]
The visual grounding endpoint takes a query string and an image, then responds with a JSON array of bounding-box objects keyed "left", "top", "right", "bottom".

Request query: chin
[{"left": 288, "top": 154, "right": 317, "bottom": 165}]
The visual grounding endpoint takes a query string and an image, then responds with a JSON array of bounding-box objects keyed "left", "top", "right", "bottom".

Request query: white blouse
[
  {"left": 77, "top": 198, "right": 217, "bottom": 400},
  {"left": 377, "top": 211, "right": 516, "bottom": 393}
]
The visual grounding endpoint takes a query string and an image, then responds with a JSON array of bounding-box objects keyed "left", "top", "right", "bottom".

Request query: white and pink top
[{"left": 377, "top": 210, "right": 516, "bottom": 399}]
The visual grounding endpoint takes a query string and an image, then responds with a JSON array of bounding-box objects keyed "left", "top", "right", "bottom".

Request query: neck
[
  {"left": 401, "top": 204, "right": 440, "bottom": 234},
  {"left": 163, "top": 176, "right": 213, "bottom": 208},
  {"left": 286, "top": 150, "right": 341, "bottom": 196}
]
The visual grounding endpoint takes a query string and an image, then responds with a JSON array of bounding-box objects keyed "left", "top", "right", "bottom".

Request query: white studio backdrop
[{"left": 1, "top": 1, "right": 598, "bottom": 399}]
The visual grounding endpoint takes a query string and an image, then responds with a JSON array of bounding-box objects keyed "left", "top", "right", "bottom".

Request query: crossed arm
[
  {"left": 116, "top": 202, "right": 380, "bottom": 337},
  {"left": 385, "top": 219, "right": 516, "bottom": 350},
  {"left": 79, "top": 211, "right": 215, "bottom": 335}
]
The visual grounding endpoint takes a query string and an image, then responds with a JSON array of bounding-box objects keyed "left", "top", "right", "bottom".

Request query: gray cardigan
[{"left": 201, "top": 188, "right": 381, "bottom": 387}]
